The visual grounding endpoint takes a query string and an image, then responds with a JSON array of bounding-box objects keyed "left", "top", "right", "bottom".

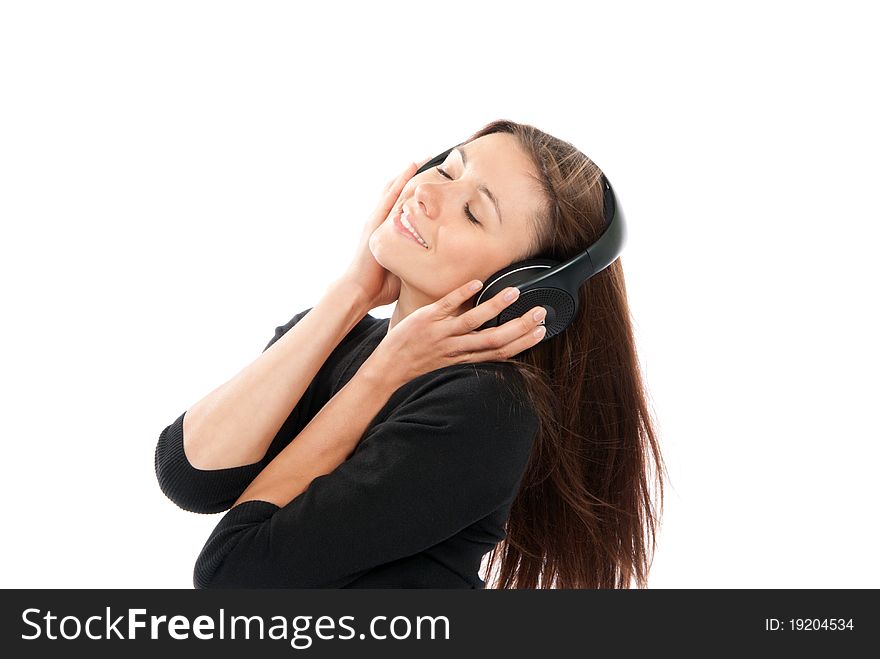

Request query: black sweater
[{"left": 155, "top": 307, "right": 539, "bottom": 589}]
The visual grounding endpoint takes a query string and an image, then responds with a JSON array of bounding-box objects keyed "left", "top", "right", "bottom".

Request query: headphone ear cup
[
  {"left": 474, "top": 258, "right": 578, "bottom": 340},
  {"left": 476, "top": 258, "right": 560, "bottom": 305}
]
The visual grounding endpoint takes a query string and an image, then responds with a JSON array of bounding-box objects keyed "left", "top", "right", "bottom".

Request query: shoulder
[
  {"left": 264, "top": 307, "right": 383, "bottom": 353},
  {"left": 393, "top": 361, "right": 535, "bottom": 417},
  {"left": 370, "top": 361, "right": 539, "bottom": 465},
  {"left": 353, "top": 362, "right": 539, "bottom": 510}
]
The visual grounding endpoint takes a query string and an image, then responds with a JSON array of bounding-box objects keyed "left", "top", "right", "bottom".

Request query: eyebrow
[{"left": 453, "top": 146, "right": 503, "bottom": 226}]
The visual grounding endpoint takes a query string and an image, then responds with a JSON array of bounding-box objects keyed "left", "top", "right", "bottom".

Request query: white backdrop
[{"left": 1, "top": 0, "right": 877, "bottom": 589}]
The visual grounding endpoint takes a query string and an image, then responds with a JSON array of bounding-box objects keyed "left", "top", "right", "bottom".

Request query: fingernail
[
  {"left": 533, "top": 326, "right": 546, "bottom": 337},
  {"left": 533, "top": 307, "right": 546, "bottom": 321},
  {"left": 504, "top": 287, "right": 519, "bottom": 301},
  {"left": 469, "top": 280, "right": 483, "bottom": 292}
]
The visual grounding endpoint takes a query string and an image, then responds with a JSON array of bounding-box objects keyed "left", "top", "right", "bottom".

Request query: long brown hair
[{"left": 460, "top": 120, "right": 667, "bottom": 588}]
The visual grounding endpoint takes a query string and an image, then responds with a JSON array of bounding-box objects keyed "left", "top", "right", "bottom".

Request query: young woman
[{"left": 155, "top": 119, "right": 666, "bottom": 589}]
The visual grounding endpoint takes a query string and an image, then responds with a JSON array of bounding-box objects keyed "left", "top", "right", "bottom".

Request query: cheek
[
  {"left": 443, "top": 235, "right": 492, "bottom": 267},
  {"left": 457, "top": 234, "right": 482, "bottom": 252}
]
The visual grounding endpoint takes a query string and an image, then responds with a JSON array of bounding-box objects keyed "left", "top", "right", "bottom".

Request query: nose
[
  {"left": 412, "top": 182, "right": 435, "bottom": 220},
  {"left": 413, "top": 179, "right": 454, "bottom": 222}
]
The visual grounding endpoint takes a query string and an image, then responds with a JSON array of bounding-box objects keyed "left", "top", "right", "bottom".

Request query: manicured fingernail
[
  {"left": 533, "top": 326, "right": 546, "bottom": 337},
  {"left": 469, "top": 280, "right": 483, "bottom": 291},
  {"left": 504, "top": 287, "right": 519, "bottom": 301},
  {"left": 533, "top": 307, "right": 546, "bottom": 321}
]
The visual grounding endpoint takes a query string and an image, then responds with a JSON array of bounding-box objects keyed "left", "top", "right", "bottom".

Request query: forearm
[
  {"left": 233, "top": 354, "right": 402, "bottom": 508},
  {"left": 183, "top": 279, "right": 372, "bottom": 470}
]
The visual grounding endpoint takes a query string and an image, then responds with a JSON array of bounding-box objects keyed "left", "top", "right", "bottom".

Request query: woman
[{"left": 155, "top": 119, "right": 666, "bottom": 589}]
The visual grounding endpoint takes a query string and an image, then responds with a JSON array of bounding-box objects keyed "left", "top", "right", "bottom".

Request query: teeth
[{"left": 401, "top": 212, "right": 428, "bottom": 248}]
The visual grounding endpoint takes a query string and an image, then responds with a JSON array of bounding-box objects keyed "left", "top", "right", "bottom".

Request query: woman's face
[{"left": 369, "top": 132, "right": 546, "bottom": 305}]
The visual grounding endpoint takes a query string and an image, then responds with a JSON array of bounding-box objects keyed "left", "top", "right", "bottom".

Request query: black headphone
[{"left": 414, "top": 146, "right": 627, "bottom": 342}]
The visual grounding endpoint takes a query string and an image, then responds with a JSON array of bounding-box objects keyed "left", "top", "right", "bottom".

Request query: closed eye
[{"left": 435, "top": 166, "right": 481, "bottom": 226}]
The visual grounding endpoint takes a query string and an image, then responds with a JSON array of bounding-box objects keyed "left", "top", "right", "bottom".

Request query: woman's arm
[
  {"left": 232, "top": 349, "right": 402, "bottom": 508},
  {"left": 155, "top": 307, "right": 327, "bottom": 514},
  {"left": 192, "top": 363, "right": 539, "bottom": 589},
  {"left": 231, "top": 273, "right": 549, "bottom": 508},
  {"left": 182, "top": 279, "right": 371, "bottom": 470},
  {"left": 183, "top": 160, "right": 421, "bottom": 470}
]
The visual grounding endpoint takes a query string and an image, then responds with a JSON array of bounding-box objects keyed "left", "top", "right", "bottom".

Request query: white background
[{"left": 1, "top": 0, "right": 877, "bottom": 588}]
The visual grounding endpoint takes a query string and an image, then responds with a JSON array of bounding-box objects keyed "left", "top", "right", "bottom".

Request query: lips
[
  {"left": 393, "top": 209, "right": 428, "bottom": 248},
  {"left": 393, "top": 204, "right": 429, "bottom": 248},
  {"left": 401, "top": 209, "right": 428, "bottom": 244}
]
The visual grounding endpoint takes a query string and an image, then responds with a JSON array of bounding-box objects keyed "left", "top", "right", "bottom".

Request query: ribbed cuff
[
  {"left": 193, "top": 499, "right": 280, "bottom": 588},
  {"left": 154, "top": 411, "right": 267, "bottom": 514}
]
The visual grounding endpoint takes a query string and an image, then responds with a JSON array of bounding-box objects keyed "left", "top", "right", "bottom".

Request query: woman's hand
[
  {"left": 339, "top": 158, "right": 431, "bottom": 309},
  {"left": 366, "top": 280, "right": 548, "bottom": 386}
]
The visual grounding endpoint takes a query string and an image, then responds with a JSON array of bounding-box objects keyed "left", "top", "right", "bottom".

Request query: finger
[
  {"left": 377, "top": 166, "right": 418, "bottom": 220},
  {"left": 383, "top": 162, "right": 418, "bottom": 193},
  {"left": 393, "top": 162, "right": 419, "bottom": 187},
  {"left": 453, "top": 284, "right": 529, "bottom": 334},
  {"left": 461, "top": 324, "right": 546, "bottom": 363},
  {"left": 451, "top": 306, "right": 547, "bottom": 363},
  {"left": 432, "top": 279, "right": 486, "bottom": 319}
]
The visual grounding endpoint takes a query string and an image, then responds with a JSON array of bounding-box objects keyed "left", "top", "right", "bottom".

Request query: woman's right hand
[
  {"left": 363, "top": 278, "right": 548, "bottom": 387},
  {"left": 338, "top": 158, "right": 430, "bottom": 308}
]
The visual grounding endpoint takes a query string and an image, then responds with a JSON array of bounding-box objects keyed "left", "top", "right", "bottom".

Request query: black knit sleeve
[
  {"left": 261, "top": 307, "right": 314, "bottom": 353},
  {"left": 192, "top": 364, "right": 539, "bottom": 588},
  {"left": 154, "top": 308, "right": 316, "bottom": 514}
]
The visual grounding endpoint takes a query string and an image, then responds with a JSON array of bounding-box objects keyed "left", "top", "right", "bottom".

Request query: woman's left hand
[{"left": 365, "top": 279, "right": 548, "bottom": 386}]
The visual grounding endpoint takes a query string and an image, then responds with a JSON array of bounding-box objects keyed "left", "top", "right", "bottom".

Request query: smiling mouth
[{"left": 395, "top": 208, "right": 429, "bottom": 248}]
